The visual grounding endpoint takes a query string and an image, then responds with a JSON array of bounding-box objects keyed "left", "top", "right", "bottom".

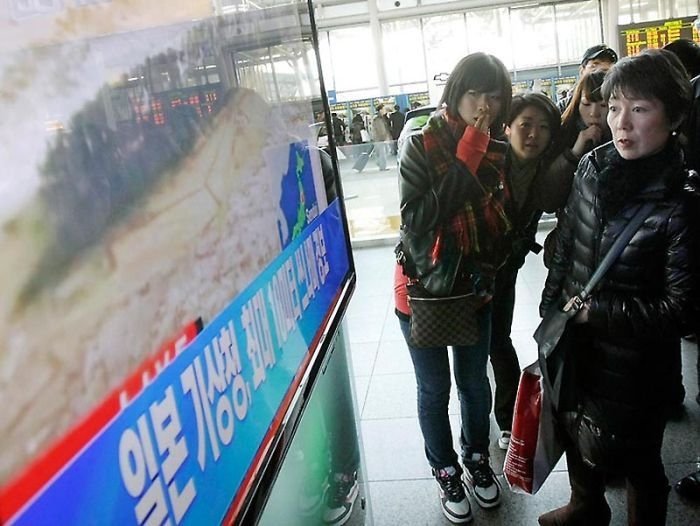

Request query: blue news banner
[{"left": 13, "top": 200, "right": 350, "bottom": 525}]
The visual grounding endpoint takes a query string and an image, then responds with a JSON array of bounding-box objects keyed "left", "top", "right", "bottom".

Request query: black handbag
[
  {"left": 575, "top": 411, "right": 625, "bottom": 470},
  {"left": 534, "top": 202, "right": 654, "bottom": 410},
  {"left": 397, "top": 225, "right": 480, "bottom": 348},
  {"left": 406, "top": 282, "right": 479, "bottom": 348},
  {"left": 572, "top": 405, "right": 665, "bottom": 471}
]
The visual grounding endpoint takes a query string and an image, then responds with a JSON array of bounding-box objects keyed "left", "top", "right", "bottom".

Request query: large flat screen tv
[{"left": 0, "top": 2, "right": 355, "bottom": 524}]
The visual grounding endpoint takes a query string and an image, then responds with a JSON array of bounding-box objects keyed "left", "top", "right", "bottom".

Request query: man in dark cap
[
  {"left": 579, "top": 44, "right": 618, "bottom": 74},
  {"left": 557, "top": 44, "right": 618, "bottom": 112}
]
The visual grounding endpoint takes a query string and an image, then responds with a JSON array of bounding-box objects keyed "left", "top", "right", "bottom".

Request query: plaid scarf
[{"left": 422, "top": 108, "right": 512, "bottom": 275}]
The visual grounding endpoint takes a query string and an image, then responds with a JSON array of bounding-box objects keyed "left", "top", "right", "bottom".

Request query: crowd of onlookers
[
  {"left": 314, "top": 36, "right": 700, "bottom": 525},
  {"left": 388, "top": 39, "right": 700, "bottom": 526}
]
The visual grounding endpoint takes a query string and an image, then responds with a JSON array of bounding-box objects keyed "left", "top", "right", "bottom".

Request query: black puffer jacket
[{"left": 540, "top": 141, "right": 699, "bottom": 432}]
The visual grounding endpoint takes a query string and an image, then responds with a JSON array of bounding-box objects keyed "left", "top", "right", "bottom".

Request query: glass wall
[
  {"left": 422, "top": 13, "right": 468, "bottom": 77},
  {"left": 465, "top": 7, "right": 513, "bottom": 69},
  {"left": 670, "top": 0, "right": 700, "bottom": 18},
  {"left": 509, "top": 5, "right": 558, "bottom": 69},
  {"left": 617, "top": 0, "right": 699, "bottom": 24},
  {"left": 318, "top": 1, "right": 610, "bottom": 106},
  {"left": 327, "top": 25, "right": 379, "bottom": 101},
  {"left": 235, "top": 44, "right": 320, "bottom": 104},
  {"left": 382, "top": 19, "right": 426, "bottom": 94},
  {"left": 316, "top": 0, "right": 700, "bottom": 103},
  {"left": 555, "top": 0, "right": 603, "bottom": 64},
  {"left": 313, "top": 0, "right": 699, "bottom": 243}
]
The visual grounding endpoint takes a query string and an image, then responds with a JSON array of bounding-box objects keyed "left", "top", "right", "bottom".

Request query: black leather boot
[
  {"left": 538, "top": 448, "right": 611, "bottom": 526},
  {"left": 627, "top": 480, "right": 669, "bottom": 526}
]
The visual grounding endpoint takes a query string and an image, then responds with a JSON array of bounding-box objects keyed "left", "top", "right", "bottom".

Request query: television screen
[{"left": 0, "top": 2, "right": 355, "bottom": 524}]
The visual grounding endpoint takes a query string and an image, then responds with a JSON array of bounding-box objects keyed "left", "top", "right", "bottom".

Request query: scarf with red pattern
[{"left": 422, "top": 108, "right": 512, "bottom": 276}]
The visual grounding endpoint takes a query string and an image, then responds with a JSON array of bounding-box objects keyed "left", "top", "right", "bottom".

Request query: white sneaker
[
  {"left": 498, "top": 431, "right": 511, "bottom": 451},
  {"left": 463, "top": 453, "right": 501, "bottom": 509},
  {"left": 433, "top": 466, "right": 473, "bottom": 524}
]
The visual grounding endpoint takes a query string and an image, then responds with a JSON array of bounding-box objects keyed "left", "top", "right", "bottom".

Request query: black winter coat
[{"left": 540, "top": 141, "right": 699, "bottom": 433}]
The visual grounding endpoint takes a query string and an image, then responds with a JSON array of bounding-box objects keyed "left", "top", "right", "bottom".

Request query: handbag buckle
[
  {"left": 396, "top": 249, "right": 406, "bottom": 265},
  {"left": 562, "top": 295, "right": 583, "bottom": 313}
]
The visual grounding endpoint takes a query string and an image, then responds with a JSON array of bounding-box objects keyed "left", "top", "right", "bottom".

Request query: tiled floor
[{"left": 344, "top": 235, "right": 700, "bottom": 525}]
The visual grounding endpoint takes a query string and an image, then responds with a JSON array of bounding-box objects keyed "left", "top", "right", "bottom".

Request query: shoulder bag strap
[{"left": 562, "top": 201, "right": 655, "bottom": 313}]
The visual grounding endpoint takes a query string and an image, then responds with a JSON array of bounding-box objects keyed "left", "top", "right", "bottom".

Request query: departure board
[{"left": 618, "top": 16, "right": 699, "bottom": 57}]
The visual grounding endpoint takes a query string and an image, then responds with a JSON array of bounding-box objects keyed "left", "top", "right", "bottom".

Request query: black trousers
[{"left": 489, "top": 265, "right": 522, "bottom": 432}]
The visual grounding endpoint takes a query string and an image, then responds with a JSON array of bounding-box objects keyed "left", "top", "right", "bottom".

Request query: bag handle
[{"left": 561, "top": 202, "right": 655, "bottom": 313}]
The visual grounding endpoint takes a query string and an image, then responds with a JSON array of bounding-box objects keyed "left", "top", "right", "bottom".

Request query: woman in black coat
[
  {"left": 538, "top": 49, "right": 698, "bottom": 526},
  {"left": 489, "top": 93, "right": 563, "bottom": 451}
]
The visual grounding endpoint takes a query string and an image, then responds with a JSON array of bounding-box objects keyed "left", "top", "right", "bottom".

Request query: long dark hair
[
  {"left": 440, "top": 53, "right": 512, "bottom": 134},
  {"left": 559, "top": 69, "right": 607, "bottom": 150}
]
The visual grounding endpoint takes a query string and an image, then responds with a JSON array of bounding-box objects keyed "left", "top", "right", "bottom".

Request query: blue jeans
[{"left": 399, "top": 304, "right": 493, "bottom": 470}]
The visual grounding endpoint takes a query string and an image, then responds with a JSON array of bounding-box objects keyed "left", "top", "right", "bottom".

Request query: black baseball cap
[{"left": 581, "top": 44, "right": 618, "bottom": 66}]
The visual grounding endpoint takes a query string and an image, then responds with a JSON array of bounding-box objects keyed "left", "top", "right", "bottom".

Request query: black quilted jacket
[{"left": 540, "top": 141, "right": 699, "bottom": 431}]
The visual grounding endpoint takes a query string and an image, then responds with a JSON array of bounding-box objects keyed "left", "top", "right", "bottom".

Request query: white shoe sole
[
  {"left": 438, "top": 498, "right": 473, "bottom": 524},
  {"left": 440, "top": 507, "right": 473, "bottom": 524},
  {"left": 436, "top": 482, "right": 473, "bottom": 523},
  {"left": 462, "top": 471, "right": 502, "bottom": 509}
]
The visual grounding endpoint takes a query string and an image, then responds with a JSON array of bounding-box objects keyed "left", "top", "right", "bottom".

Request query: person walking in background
[
  {"left": 394, "top": 52, "right": 513, "bottom": 524},
  {"left": 557, "top": 44, "right": 617, "bottom": 112},
  {"left": 350, "top": 112, "right": 375, "bottom": 172},
  {"left": 372, "top": 104, "right": 392, "bottom": 170},
  {"left": 538, "top": 49, "right": 698, "bottom": 526},
  {"left": 489, "top": 93, "right": 563, "bottom": 451},
  {"left": 389, "top": 104, "right": 406, "bottom": 154},
  {"left": 350, "top": 113, "right": 367, "bottom": 145},
  {"left": 331, "top": 112, "right": 346, "bottom": 145},
  {"left": 543, "top": 69, "right": 610, "bottom": 268}
]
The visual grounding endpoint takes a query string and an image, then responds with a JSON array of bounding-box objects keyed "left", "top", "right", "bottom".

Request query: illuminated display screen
[
  {"left": 618, "top": 16, "right": 700, "bottom": 57},
  {"left": 0, "top": 1, "right": 354, "bottom": 524}
]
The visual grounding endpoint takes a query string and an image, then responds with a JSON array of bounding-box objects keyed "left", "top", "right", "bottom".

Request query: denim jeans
[{"left": 399, "top": 304, "right": 493, "bottom": 469}]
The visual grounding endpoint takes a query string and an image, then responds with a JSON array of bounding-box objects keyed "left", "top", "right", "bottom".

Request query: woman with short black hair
[{"left": 538, "top": 48, "right": 698, "bottom": 526}]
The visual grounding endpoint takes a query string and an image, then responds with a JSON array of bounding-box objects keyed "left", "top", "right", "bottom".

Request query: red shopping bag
[{"left": 503, "top": 361, "right": 564, "bottom": 494}]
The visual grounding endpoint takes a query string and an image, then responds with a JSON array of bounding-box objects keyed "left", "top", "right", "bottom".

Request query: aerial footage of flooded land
[{"left": 0, "top": 9, "right": 327, "bottom": 485}]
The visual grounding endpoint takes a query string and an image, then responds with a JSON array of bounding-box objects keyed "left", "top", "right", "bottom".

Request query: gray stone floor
[{"left": 345, "top": 239, "right": 700, "bottom": 525}]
